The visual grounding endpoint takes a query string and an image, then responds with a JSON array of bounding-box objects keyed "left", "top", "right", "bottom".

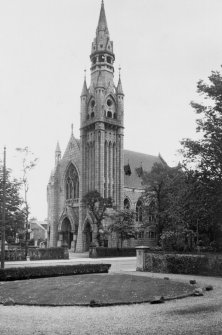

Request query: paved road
[
  {"left": 1, "top": 256, "right": 222, "bottom": 334},
  {"left": 4, "top": 254, "right": 136, "bottom": 273}
]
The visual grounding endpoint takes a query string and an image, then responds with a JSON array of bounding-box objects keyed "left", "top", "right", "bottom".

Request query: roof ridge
[{"left": 124, "top": 149, "right": 159, "bottom": 158}]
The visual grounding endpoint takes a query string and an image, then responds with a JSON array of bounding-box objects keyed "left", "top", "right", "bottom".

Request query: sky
[{"left": 1, "top": 0, "right": 222, "bottom": 221}]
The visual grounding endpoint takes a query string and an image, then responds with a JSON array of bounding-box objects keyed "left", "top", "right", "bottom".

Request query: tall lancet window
[{"left": 65, "top": 164, "right": 79, "bottom": 200}]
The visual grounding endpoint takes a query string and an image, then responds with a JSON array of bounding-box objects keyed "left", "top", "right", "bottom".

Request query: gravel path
[{"left": 0, "top": 272, "right": 221, "bottom": 335}]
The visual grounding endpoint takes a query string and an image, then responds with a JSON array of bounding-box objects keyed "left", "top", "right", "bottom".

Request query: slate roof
[{"left": 123, "top": 149, "right": 161, "bottom": 189}]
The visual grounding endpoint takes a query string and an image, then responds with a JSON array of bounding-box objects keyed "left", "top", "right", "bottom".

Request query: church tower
[
  {"left": 76, "top": 1, "right": 124, "bottom": 251},
  {"left": 80, "top": 0, "right": 124, "bottom": 207}
]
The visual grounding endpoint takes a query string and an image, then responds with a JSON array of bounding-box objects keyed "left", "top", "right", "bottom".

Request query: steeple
[
  {"left": 80, "top": 1, "right": 124, "bottom": 209},
  {"left": 55, "top": 141, "right": 61, "bottom": 165},
  {"left": 96, "top": 0, "right": 109, "bottom": 36},
  {"left": 90, "top": 1, "right": 115, "bottom": 86}
]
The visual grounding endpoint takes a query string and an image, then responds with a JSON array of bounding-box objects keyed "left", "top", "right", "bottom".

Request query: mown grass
[{"left": 0, "top": 273, "right": 194, "bottom": 306}]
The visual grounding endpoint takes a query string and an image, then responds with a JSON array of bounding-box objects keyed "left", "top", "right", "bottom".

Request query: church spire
[
  {"left": 96, "top": 0, "right": 109, "bottom": 36},
  {"left": 90, "top": 1, "right": 115, "bottom": 88}
]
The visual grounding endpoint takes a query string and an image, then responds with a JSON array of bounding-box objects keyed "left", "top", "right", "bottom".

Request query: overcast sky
[{"left": 1, "top": 0, "right": 222, "bottom": 220}]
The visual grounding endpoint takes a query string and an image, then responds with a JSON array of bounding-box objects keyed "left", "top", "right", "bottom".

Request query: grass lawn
[{"left": 0, "top": 273, "right": 194, "bottom": 306}]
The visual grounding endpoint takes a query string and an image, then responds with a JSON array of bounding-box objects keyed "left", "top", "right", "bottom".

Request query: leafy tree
[
  {"left": 181, "top": 68, "right": 222, "bottom": 179},
  {"left": 141, "top": 162, "right": 185, "bottom": 237},
  {"left": 108, "top": 209, "right": 137, "bottom": 248},
  {"left": 82, "top": 190, "right": 112, "bottom": 246},
  {"left": 0, "top": 165, "right": 25, "bottom": 243},
  {"left": 180, "top": 68, "right": 222, "bottom": 246},
  {"left": 16, "top": 147, "right": 38, "bottom": 254}
]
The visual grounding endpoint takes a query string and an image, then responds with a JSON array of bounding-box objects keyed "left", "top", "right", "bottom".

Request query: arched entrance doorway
[
  {"left": 84, "top": 221, "right": 92, "bottom": 252},
  {"left": 61, "top": 217, "right": 73, "bottom": 249}
]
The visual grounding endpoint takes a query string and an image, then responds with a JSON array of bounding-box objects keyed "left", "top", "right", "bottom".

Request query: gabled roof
[
  {"left": 62, "top": 133, "right": 80, "bottom": 160},
  {"left": 30, "top": 221, "right": 47, "bottom": 232},
  {"left": 123, "top": 149, "right": 162, "bottom": 189}
]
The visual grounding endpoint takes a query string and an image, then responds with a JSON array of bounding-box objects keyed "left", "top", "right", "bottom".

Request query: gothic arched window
[
  {"left": 124, "top": 198, "right": 130, "bottom": 209},
  {"left": 136, "top": 199, "right": 143, "bottom": 222},
  {"left": 65, "top": 164, "right": 79, "bottom": 200}
]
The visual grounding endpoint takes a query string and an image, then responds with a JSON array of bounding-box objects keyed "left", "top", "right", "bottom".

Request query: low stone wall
[
  {"left": 28, "top": 247, "right": 69, "bottom": 260},
  {"left": 0, "top": 247, "right": 69, "bottom": 261},
  {"left": 0, "top": 249, "right": 26, "bottom": 261},
  {"left": 136, "top": 246, "right": 222, "bottom": 276}
]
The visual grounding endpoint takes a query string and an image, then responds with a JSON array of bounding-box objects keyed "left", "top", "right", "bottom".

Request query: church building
[{"left": 47, "top": 1, "right": 162, "bottom": 252}]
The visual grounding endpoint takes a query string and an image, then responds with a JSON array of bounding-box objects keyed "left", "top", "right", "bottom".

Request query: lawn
[{"left": 0, "top": 273, "right": 194, "bottom": 306}]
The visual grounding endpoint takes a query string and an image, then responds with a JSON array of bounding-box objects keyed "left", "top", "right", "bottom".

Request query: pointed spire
[
  {"left": 55, "top": 141, "right": 61, "bottom": 165},
  {"left": 55, "top": 141, "right": 61, "bottom": 153},
  {"left": 97, "top": 0, "right": 109, "bottom": 35},
  {"left": 117, "top": 67, "right": 124, "bottom": 95},
  {"left": 81, "top": 70, "right": 88, "bottom": 97}
]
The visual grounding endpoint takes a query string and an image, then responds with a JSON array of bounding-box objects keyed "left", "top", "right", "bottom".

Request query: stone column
[{"left": 136, "top": 246, "right": 150, "bottom": 271}]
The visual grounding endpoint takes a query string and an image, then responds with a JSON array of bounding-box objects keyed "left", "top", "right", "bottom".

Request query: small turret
[
  {"left": 116, "top": 67, "right": 124, "bottom": 125},
  {"left": 81, "top": 72, "right": 88, "bottom": 97},
  {"left": 55, "top": 141, "right": 61, "bottom": 165},
  {"left": 81, "top": 71, "right": 88, "bottom": 124},
  {"left": 117, "top": 75, "right": 124, "bottom": 96}
]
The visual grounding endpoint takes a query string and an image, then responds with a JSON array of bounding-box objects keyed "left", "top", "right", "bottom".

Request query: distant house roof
[
  {"left": 30, "top": 221, "right": 47, "bottom": 231},
  {"left": 123, "top": 150, "right": 162, "bottom": 189},
  {"left": 40, "top": 223, "right": 48, "bottom": 230}
]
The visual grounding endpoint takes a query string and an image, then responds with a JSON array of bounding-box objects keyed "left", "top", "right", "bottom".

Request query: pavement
[
  {"left": 4, "top": 252, "right": 136, "bottom": 273},
  {"left": 0, "top": 253, "right": 222, "bottom": 334}
]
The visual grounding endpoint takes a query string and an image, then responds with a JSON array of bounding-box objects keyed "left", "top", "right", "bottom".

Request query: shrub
[
  {"left": 165, "top": 254, "right": 208, "bottom": 274},
  {"left": 160, "top": 230, "right": 195, "bottom": 252},
  {"left": 0, "top": 264, "right": 111, "bottom": 281}
]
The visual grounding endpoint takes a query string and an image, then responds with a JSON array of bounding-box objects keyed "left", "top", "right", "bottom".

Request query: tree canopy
[
  {"left": 141, "top": 67, "right": 222, "bottom": 251},
  {"left": 108, "top": 209, "right": 137, "bottom": 248},
  {"left": 0, "top": 165, "right": 25, "bottom": 243},
  {"left": 181, "top": 69, "right": 222, "bottom": 179},
  {"left": 82, "top": 190, "right": 112, "bottom": 245}
]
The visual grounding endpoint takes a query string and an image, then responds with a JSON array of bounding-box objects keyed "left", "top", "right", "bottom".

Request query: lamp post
[{"left": 1, "top": 147, "right": 6, "bottom": 269}]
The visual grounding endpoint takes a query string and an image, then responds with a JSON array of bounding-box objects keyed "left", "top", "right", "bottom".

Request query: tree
[
  {"left": 108, "top": 209, "right": 137, "bottom": 248},
  {"left": 181, "top": 68, "right": 222, "bottom": 179},
  {"left": 16, "top": 147, "right": 38, "bottom": 255},
  {"left": 0, "top": 165, "right": 25, "bottom": 243},
  {"left": 180, "top": 67, "right": 222, "bottom": 247},
  {"left": 141, "top": 162, "right": 185, "bottom": 237},
  {"left": 82, "top": 190, "right": 112, "bottom": 246}
]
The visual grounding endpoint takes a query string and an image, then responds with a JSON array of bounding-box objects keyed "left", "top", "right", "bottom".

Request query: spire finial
[
  {"left": 84, "top": 69, "right": 86, "bottom": 80},
  {"left": 118, "top": 66, "right": 121, "bottom": 78},
  {"left": 71, "top": 123, "right": 74, "bottom": 135}
]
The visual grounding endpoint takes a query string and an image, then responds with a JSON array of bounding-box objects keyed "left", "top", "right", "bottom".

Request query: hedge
[
  {"left": 0, "top": 264, "right": 111, "bottom": 281},
  {"left": 89, "top": 247, "right": 136, "bottom": 258},
  {"left": 138, "top": 251, "right": 222, "bottom": 276}
]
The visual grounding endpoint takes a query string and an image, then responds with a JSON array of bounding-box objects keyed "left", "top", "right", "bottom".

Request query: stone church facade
[{"left": 47, "top": 1, "right": 162, "bottom": 252}]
